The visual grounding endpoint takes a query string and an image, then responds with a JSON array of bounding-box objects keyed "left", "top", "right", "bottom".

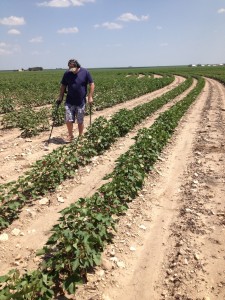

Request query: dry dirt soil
[{"left": 0, "top": 76, "right": 225, "bottom": 300}]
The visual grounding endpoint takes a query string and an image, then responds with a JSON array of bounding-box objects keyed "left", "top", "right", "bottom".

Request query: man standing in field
[{"left": 57, "top": 59, "right": 94, "bottom": 142}]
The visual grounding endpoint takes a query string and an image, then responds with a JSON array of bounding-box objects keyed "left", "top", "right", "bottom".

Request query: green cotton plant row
[
  {"left": 0, "top": 73, "right": 174, "bottom": 137},
  {"left": 0, "top": 70, "right": 71, "bottom": 111},
  {"left": 0, "top": 76, "right": 205, "bottom": 299},
  {"left": 206, "top": 74, "right": 225, "bottom": 86},
  {"left": 0, "top": 101, "right": 61, "bottom": 138},
  {"left": 1, "top": 107, "right": 50, "bottom": 137},
  {"left": 0, "top": 70, "right": 172, "bottom": 112},
  {"left": 93, "top": 75, "right": 174, "bottom": 111},
  {"left": 0, "top": 69, "right": 173, "bottom": 113},
  {"left": 1, "top": 103, "right": 64, "bottom": 138},
  {"left": 0, "top": 77, "right": 193, "bottom": 231}
]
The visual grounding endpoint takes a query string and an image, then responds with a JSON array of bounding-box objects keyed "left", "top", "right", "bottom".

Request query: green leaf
[
  {"left": 36, "top": 249, "right": 45, "bottom": 256},
  {"left": 66, "top": 245, "right": 72, "bottom": 252},
  {"left": 0, "top": 275, "right": 9, "bottom": 283},
  {"left": 72, "top": 259, "right": 80, "bottom": 271},
  {"left": 93, "top": 253, "right": 101, "bottom": 265},
  {"left": 42, "top": 274, "right": 48, "bottom": 285},
  {"left": 63, "top": 276, "right": 78, "bottom": 294}
]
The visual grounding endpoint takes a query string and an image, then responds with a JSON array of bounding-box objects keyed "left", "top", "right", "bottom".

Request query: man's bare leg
[
  {"left": 78, "top": 123, "right": 84, "bottom": 136},
  {"left": 66, "top": 122, "right": 74, "bottom": 139}
]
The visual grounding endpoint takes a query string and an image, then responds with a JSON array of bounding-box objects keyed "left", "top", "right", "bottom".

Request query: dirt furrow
[
  {"left": 72, "top": 78, "right": 225, "bottom": 300},
  {"left": 0, "top": 77, "right": 193, "bottom": 277},
  {"left": 156, "top": 78, "right": 225, "bottom": 300},
  {"left": 0, "top": 76, "right": 184, "bottom": 184}
]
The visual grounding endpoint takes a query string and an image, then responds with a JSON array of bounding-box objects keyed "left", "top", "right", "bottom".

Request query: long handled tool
[
  {"left": 46, "top": 102, "right": 60, "bottom": 145},
  {"left": 89, "top": 103, "right": 92, "bottom": 126}
]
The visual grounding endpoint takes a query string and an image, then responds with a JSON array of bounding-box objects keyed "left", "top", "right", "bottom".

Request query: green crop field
[{"left": 0, "top": 65, "right": 224, "bottom": 299}]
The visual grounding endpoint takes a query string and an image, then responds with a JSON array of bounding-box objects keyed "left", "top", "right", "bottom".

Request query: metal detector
[
  {"left": 89, "top": 103, "right": 92, "bottom": 126},
  {"left": 46, "top": 102, "right": 60, "bottom": 145}
]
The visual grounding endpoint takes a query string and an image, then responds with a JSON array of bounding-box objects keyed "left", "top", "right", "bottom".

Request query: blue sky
[{"left": 0, "top": 0, "right": 225, "bottom": 70}]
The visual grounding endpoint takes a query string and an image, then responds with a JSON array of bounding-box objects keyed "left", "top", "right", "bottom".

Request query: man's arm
[
  {"left": 57, "top": 84, "right": 66, "bottom": 104},
  {"left": 88, "top": 82, "right": 95, "bottom": 104}
]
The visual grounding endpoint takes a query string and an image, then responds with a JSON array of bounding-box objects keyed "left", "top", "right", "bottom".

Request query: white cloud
[
  {"left": 32, "top": 50, "right": 41, "bottom": 55},
  {"left": 156, "top": 26, "right": 162, "bottom": 30},
  {"left": 94, "top": 12, "right": 148, "bottom": 31},
  {"left": 71, "top": 0, "right": 95, "bottom": 5},
  {"left": 0, "top": 42, "right": 8, "bottom": 47},
  {"left": 57, "top": 27, "right": 79, "bottom": 33},
  {"left": 0, "top": 42, "right": 20, "bottom": 55},
  {"left": 29, "top": 36, "right": 43, "bottom": 43},
  {"left": 94, "top": 22, "right": 123, "bottom": 30},
  {"left": 217, "top": 8, "right": 225, "bottom": 14},
  {"left": 0, "top": 48, "right": 12, "bottom": 55},
  {"left": 37, "top": 0, "right": 95, "bottom": 7},
  {"left": 106, "top": 43, "right": 122, "bottom": 48},
  {"left": 160, "top": 43, "right": 168, "bottom": 47},
  {"left": 37, "top": 0, "right": 70, "bottom": 7},
  {"left": 31, "top": 50, "right": 51, "bottom": 55},
  {"left": 102, "top": 22, "right": 123, "bottom": 30},
  {"left": 117, "top": 13, "right": 149, "bottom": 22},
  {"left": 0, "top": 16, "right": 26, "bottom": 26},
  {"left": 8, "top": 29, "right": 21, "bottom": 35}
]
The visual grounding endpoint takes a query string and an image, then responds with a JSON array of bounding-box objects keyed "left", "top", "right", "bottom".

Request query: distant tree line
[{"left": 28, "top": 67, "right": 43, "bottom": 71}]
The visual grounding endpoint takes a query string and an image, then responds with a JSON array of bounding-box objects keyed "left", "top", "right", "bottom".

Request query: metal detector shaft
[
  {"left": 89, "top": 103, "right": 92, "bottom": 126},
  {"left": 47, "top": 103, "right": 60, "bottom": 144},
  {"left": 47, "top": 121, "right": 55, "bottom": 145}
]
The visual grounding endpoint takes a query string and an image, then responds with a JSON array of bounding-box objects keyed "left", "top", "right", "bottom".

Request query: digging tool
[{"left": 46, "top": 102, "right": 60, "bottom": 146}]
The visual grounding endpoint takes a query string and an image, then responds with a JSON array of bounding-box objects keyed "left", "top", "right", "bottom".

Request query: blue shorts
[{"left": 65, "top": 103, "right": 85, "bottom": 124}]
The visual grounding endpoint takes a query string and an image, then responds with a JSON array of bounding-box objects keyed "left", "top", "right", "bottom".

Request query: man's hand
[{"left": 88, "top": 96, "right": 93, "bottom": 104}]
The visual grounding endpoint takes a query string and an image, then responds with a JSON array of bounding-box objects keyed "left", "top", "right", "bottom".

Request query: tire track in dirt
[
  {"left": 0, "top": 77, "right": 193, "bottom": 277},
  {"left": 156, "top": 78, "right": 225, "bottom": 300},
  {"left": 0, "top": 76, "right": 184, "bottom": 184},
  {"left": 72, "top": 78, "right": 225, "bottom": 300}
]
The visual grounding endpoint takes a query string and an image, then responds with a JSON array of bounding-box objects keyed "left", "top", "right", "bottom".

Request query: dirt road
[{"left": 0, "top": 76, "right": 225, "bottom": 300}]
